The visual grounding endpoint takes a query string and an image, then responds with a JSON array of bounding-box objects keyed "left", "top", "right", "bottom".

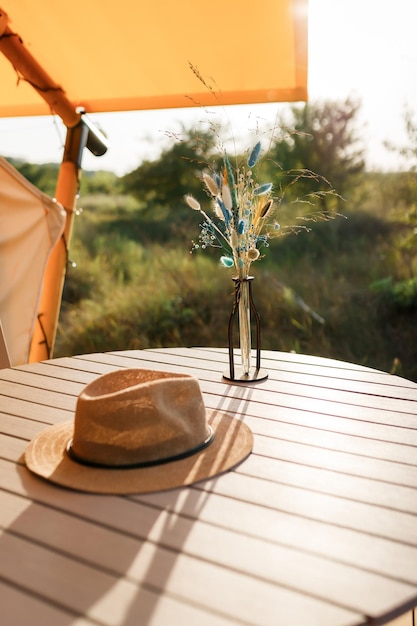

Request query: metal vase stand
[{"left": 223, "top": 276, "right": 268, "bottom": 383}]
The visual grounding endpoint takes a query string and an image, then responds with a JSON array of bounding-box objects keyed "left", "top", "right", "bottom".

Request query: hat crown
[{"left": 70, "top": 369, "right": 210, "bottom": 467}]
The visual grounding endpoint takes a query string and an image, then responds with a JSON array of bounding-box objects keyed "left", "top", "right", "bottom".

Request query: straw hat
[{"left": 24, "top": 368, "right": 253, "bottom": 494}]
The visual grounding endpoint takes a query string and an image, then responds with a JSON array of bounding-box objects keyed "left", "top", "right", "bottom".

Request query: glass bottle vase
[
  {"left": 223, "top": 276, "right": 268, "bottom": 382},
  {"left": 239, "top": 278, "right": 252, "bottom": 375}
]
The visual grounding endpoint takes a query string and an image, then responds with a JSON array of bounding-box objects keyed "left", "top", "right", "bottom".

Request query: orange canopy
[
  {"left": 0, "top": 0, "right": 308, "bottom": 124},
  {"left": 0, "top": 0, "right": 308, "bottom": 366}
]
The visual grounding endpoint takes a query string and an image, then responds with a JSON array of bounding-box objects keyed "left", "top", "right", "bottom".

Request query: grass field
[{"left": 55, "top": 172, "right": 417, "bottom": 381}]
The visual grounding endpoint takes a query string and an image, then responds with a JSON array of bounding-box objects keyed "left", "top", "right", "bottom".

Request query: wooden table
[{"left": 1, "top": 347, "right": 417, "bottom": 626}]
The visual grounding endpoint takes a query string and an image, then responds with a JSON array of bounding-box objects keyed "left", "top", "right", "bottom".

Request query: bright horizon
[{"left": 1, "top": 0, "right": 416, "bottom": 174}]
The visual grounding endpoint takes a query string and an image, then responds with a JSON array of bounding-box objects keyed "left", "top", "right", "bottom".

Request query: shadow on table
[{"left": 1, "top": 386, "right": 255, "bottom": 625}]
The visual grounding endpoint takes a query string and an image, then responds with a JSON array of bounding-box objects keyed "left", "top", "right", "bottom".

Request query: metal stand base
[{"left": 223, "top": 367, "right": 269, "bottom": 383}]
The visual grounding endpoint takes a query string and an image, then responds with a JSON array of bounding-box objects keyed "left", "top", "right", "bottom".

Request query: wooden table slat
[
  {"left": 1, "top": 348, "right": 417, "bottom": 626},
  {"left": 0, "top": 481, "right": 406, "bottom": 625}
]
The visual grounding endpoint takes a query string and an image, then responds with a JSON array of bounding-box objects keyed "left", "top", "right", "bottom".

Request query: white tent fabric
[{"left": 0, "top": 157, "right": 66, "bottom": 366}]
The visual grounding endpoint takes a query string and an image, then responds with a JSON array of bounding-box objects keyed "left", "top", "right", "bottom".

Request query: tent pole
[
  {"left": 28, "top": 123, "right": 88, "bottom": 363},
  {"left": 0, "top": 12, "right": 109, "bottom": 363},
  {"left": 0, "top": 15, "right": 81, "bottom": 127}
]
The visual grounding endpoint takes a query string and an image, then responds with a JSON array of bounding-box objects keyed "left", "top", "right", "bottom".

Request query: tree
[
  {"left": 385, "top": 106, "right": 417, "bottom": 171},
  {"left": 120, "top": 126, "right": 218, "bottom": 219},
  {"left": 383, "top": 106, "right": 417, "bottom": 242},
  {"left": 268, "top": 98, "right": 365, "bottom": 208},
  {"left": 9, "top": 158, "right": 59, "bottom": 196},
  {"left": 80, "top": 170, "right": 120, "bottom": 195}
]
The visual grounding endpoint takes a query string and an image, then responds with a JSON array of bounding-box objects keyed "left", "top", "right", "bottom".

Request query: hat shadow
[
  {"left": 120, "top": 387, "right": 256, "bottom": 625},
  {"left": 2, "top": 387, "right": 254, "bottom": 625}
]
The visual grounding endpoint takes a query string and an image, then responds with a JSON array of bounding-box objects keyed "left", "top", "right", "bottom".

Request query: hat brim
[{"left": 24, "top": 411, "right": 253, "bottom": 494}]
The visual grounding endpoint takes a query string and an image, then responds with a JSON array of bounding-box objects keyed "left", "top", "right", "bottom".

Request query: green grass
[{"left": 55, "top": 178, "right": 417, "bottom": 382}]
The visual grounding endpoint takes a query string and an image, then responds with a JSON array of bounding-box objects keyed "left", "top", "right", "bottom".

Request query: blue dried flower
[
  {"left": 248, "top": 141, "right": 261, "bottom": 168},
  {"left": 253, "top": 183, "right": 273, "bottom": 196},
  {"left": 220, "top": 256, "right": 234, "bottom": 268},
  {"left": 217, "top": 198, "right": 231, "bottom": 225}
]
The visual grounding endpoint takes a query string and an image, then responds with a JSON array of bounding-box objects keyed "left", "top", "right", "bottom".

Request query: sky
[{"left": 1, "top": 0, "right": 416, "bottom": 174}]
